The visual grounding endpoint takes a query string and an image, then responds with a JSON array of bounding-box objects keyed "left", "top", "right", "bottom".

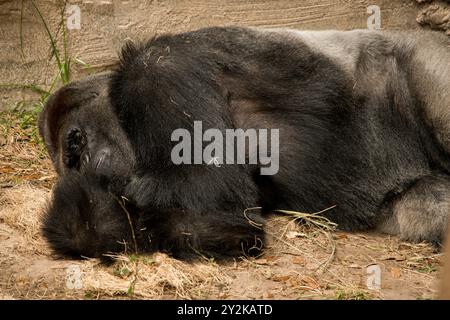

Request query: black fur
[
  {"left": 39, "top": 26, "right": 450, "bottom": 259},
  {"left": 43, "top": 172, "right": 263, "bottom": 260},
  {"left": 42, "top": 173, "right": 132, "bottom": 259}
]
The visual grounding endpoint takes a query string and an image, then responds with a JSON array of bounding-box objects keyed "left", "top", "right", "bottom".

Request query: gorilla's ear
[{"left": 38, "top": 85, "right": 98, "bottom": 164}]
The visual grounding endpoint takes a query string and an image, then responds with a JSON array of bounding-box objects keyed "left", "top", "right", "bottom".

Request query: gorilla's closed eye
[{"left": 63, "top": 127, "right": 87, "bottom": 169}]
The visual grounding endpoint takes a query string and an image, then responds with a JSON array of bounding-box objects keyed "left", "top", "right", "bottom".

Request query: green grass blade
[
  {"left": 30, "top": 0, "right": 63, "bottom": 77},
  {"left": 19, "top": 0, "right": 25, "bottom": 58}
]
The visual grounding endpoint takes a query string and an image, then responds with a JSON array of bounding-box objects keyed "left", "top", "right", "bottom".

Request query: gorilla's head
[
  {"left": 42, "top": 173, "right": 137, "bottom": 259},
  {"left": 38, "top": 72, "right": 135, "bottom": 179}
]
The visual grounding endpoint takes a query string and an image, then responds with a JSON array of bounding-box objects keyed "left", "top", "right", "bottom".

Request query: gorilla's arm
[
  {"left": 124, "top": 166, "right": 265, "bottom": 258},
  {"left": 138, "top": 207, "right": 264, "bottom": 259},
  {"left": 42, "top": 172, "right": 263, "bottom": 259}
]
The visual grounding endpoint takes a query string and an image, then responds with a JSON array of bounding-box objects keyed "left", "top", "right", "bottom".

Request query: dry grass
[
  {"left": 0, "top": 110, "right": 55, "bottom": 189},
  {"left": 0, "top": 184, "right": 50, "bottom": 255},
  {"left": 0, "top": 181, "right": 442, "bottom": 300},
  {"left": 81, "top": 254, "right": 231, "bottom": 299},
  {"left": 0, "top": 178, "right": 232, "bottom": 300},
  {"left": 0, "top": 110, "right": 444, "bottom": 300}
]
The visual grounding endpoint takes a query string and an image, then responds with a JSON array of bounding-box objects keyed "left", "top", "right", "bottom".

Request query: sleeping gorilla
[{"left": 39, "top": 26, "right": 450, "bottom": 260}]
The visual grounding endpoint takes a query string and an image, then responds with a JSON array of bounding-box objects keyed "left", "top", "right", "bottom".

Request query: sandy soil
[{"left": 0, "top": 111, "right": 443, "bottom": 300}]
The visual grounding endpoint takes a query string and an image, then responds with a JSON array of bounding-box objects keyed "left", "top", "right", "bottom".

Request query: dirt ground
[{"left": 0, "top": 111, "right": 443, "bottom": 300}]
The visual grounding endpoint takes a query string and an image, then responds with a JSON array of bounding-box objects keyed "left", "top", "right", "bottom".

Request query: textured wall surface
[
  {"left": 416, "top": 0, "right": 450, "bottom": 35},
  {"left": 0, "top": 0, "right": 430, "bottom": 110}
]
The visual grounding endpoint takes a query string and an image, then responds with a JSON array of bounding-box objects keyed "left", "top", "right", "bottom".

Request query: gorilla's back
[{"left": 110, "top": 27, "right": 448, "bottom": 229}]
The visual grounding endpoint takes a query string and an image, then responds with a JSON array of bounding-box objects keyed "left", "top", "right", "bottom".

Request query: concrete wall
[{"left": 0, "top": 0, "right": 442, "bottom": 110}]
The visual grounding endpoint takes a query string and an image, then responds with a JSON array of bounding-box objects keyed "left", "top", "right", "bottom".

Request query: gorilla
[{"left": 39, "top": 26, "right": 450, "bottom": 260}]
